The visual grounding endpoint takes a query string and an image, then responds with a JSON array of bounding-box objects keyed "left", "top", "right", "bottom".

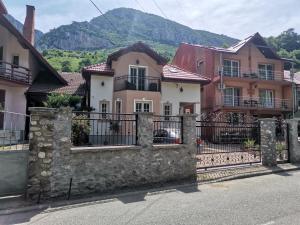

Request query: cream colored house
[{"left": 82, "top": 42, "right": 210, "bottom": 117}]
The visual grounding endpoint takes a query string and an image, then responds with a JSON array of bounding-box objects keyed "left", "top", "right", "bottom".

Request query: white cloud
[{"left": 5, "top": 0, "right": 300, "bottom": 38}]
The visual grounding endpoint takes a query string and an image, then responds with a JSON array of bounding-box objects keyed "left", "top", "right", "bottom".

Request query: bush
[
  {"left": 72, "top": 114, "right": 90, "bottom": 146},
  {"left": 44, "top": 93, "right": 81, "bottom": 108}
]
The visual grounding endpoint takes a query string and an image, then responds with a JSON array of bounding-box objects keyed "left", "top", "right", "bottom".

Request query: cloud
[{"left": 4, "top": 0, "right": 300, "bottom": 38}]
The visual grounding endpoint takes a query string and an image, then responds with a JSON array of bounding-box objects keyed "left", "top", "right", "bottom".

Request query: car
[{"left": 153, "top": 128, "right": 181, "bottom": 144}]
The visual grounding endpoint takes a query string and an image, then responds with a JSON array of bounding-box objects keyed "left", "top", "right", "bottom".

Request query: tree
[
  {"left": 78, "top": 58, "right": 92, "bottom": 71},
  {"left": 61, "top": 60, "right": 72, "bottom": 72},
  {"left": 277, "top": 28, "right": 300, "bottom": 52}
]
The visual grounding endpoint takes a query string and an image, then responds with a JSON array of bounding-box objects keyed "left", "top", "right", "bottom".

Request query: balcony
[
  {"left": 215, "top": 67, "right": 286, "bottom": 82},
  {"left": 0, "top": 61, "right": 31, "bottom": 85},
  {"left": 217, "top": 95, "right": 292, "bottom": 111},
  {"left": 114, "top": 75, "right": 161, "bottom": 92}
]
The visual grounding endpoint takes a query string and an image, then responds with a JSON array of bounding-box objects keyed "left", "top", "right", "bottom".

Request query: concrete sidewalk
[{"left": 1, "top": 163, "right": 300, "bottom": 216}]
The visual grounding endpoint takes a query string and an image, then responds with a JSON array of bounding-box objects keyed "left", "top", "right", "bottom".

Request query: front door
[{"left": 0, "top": 90, "right": 5, "bottom": 129}]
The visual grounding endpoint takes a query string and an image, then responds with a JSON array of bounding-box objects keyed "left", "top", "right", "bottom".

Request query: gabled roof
[
  {"left": 0, "top": 0, "right": 7, "bottom": 14},
  {"left": 107, "top": 42, "right": 168, "bottom": 66},
  {"left": 82, "top": 62, "right": 114, "bottom": 76},
  {"left": 0, "top": 14, "right": 67, "bottom": 85},
  {"left": 182, "top": 32, "right": 282, "bottom": 60},
  {"left": 27, "top": 73, "right": 85, "bottom": 96},
  {"left": 163, "top": 64, "right": 210, "bottom": 84}
]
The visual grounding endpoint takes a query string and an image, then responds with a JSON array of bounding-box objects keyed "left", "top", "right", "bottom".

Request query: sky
[{"left": 3, "top": 0, "right": 300, "bottom": 39}]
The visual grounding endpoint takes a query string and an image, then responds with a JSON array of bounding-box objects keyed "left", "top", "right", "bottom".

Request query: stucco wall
[
  {"left": 90, "top": 75, "right": 114, "bottom": 112},
  {"left": 161, "top": 82, "right": 201, "bottom": 115},
  {"left": 112, "top": 52, "right": 163, "bottom": 78}
]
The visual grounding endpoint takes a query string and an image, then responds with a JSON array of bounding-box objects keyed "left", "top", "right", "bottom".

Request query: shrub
[
  {"left": 44, "top": 93, "right": 81, "bottom": 108},
  {"left": 72, "top": 114, "right": 90, "bottom": 146},
  {"left": 244, "top": 139, "right": 256, "bottom": 149}
]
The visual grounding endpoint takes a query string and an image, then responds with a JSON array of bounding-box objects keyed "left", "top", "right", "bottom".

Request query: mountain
[
  {"left": 36, "top": 8, "right": 238, "bottom": 51},
  {"left": 5, "top": 14, "right": 44, "bottom": 45}
]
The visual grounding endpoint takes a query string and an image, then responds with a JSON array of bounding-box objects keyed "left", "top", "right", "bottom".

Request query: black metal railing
[
  {"left": 153, "top": 115, "right": 183, "bottom": 144},
  {"left": 196, "top": 115, "right": 261, "bottom": 169},
  {"left": 72, "top": 112, "right": 137, "bottom": 147},
  {"left": 0, "top": 61, "right": 31, "bottom": 84},
  {"left": 0, "top": 111, "right": 29, "bottom": 150},
  {"left": 114, "top": 75, "right": 161, "bottom": 92}
]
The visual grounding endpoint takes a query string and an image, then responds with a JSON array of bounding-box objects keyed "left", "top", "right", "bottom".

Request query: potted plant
[{"left": 244, "top": 139, "right": 256, "bottom": 151}]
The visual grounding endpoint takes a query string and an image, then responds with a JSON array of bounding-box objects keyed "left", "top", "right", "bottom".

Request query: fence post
[
  {"left": 260, "top": 118, "right": 277, "bottom": 167},
  {"left": 136, "top": 112, "right": 153, "bottom": 148},
  {"left": 286, "top": 119, "right": 300, "bottom": 163}
]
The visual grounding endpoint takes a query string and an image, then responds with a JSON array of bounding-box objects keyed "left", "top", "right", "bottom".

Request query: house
[
  {"left": 82, "top": 42, "right": 210, "bottom": 117},
  {"left": 0, "top": 1, "right": 85, "bottom": 142},
  {"left": 172, "top": 33, "right": 293, "bottom": 119}
]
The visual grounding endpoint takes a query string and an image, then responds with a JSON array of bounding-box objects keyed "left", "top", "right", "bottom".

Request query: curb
[{"left": 1, "top": 166, "right": 299, "bottom": 216}]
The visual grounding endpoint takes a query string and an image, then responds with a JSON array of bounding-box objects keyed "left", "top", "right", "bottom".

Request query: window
[
  {"left": 12, "top": 55, "right": 19, "bottom": 67},
  {"left": 129, "top": 66, "right": 146, "bottom": 91},
  {"left": 259, "top": 90, "right": 274, "bottom": 108},
  {"left": 115, "top": 100, "right": 122, "bottom": 114},
  {"left": 163, "top": 103, "right": 172, "bottom": 120},
  {"left": 224, "top": 87, "right": 241, "bottom": 107},
  {"left": 197, "top": 60, "right": 204, "bottom": 74},
  {"left": 134, "top": 100, "right": 152, "bottom": 113},
  {"left": 223, "top": 60, "right": 240, "bottom": 77},
  {"left": 0, "top": 47, "right": 3, "bottom": 67},
  {"left": 99, "top": 101, "right": 110, "bottom": 118},
  {"left": 258, "top": 64, "right": 274, "bottom": 80}
]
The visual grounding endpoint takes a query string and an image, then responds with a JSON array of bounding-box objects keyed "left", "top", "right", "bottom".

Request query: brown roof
[
  {"left": 183, "top": 33, "right": 282, "bottom": 60},
  {"left": 0, "top": 0, "right": 7, "bottom": 14},
  {"left": 27, "top": 73, "right": 85, "bottom": 96},
  {"left": 82, "top": 62, "right": 114, "bottom": 75},
  {"left": 107, "top": 42, "right": 168, "bottom": 66},
  {"left": 163, "top": 64, "right": 210, "bottom": 84},
  {"left": 0, "top": 14, "right": 67, "bottom": 85}
]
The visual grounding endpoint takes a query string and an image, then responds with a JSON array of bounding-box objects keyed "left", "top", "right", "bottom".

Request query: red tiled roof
[
  {"left": 82, "top": 62, "right": 114, "bottom": 75},
  {"left": 163, "top": 65, "right": 210, "bottom": 84},
  {"left": 27, "top": 73, "right": 85, "bottom": 96}
]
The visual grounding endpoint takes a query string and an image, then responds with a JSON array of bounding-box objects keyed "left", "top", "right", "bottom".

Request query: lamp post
[{"left": 291, "top": 63, "right": 295, "bottom": 118}]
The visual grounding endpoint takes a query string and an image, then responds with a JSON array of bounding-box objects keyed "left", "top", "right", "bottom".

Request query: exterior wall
[
  {"left": 0, "top": 150, "right": 28, "bottom": 196},
  {"left": 161, "top": 82, "right": 201, "bottom": 115},
  {"left": 27, "top": 108, "right": 197, "bottom": 200},
  {"left": 112, "top": 52, "right": 163, "bottom": 78},
  {"left": 113, "top": 90, "right": 161, "bottom": 114},
  {"left": 0, "top": 24, "right": 30, "bottom": 69},
  {"left": 90, "top": 75, "right": 114, "bottom": 113}
]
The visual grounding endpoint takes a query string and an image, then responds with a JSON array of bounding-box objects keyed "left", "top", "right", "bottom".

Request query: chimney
[
  {"left": 0, "top": 0, "right": 8, "bottom": 14},
  {"left": 23, "top": 5, "right": 35, "bottom": 45}
]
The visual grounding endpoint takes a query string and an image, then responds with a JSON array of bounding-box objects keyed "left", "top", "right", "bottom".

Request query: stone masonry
[
  {"left": 287, "top": 119, "right": 300, "bottom": 163},
  {"left": 260, "top": 118, "right": 277, "bottom": 167},
  {"left": 27, "top": 108, "right": 197, "bottom": 200}
]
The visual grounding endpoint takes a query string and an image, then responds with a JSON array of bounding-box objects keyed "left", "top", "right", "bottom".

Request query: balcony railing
[
  {"left": 217, "top": 95, "right": 292, "bottom": 111},
  {"left": 218, "top": 67, "right": 285, "bottom": 81},
  {"left": 0, "top": 61, "right": 31, "bottom": 85},
  {"left": 114, "top": 75, "right": 161, "bottom": 92}
]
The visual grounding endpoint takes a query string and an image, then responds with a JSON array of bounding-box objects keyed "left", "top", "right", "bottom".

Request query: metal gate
[
  {"left": 275, "top": 119, "right": 290, "bottom": 163},
  {"left": 196, "top": 113, "right": 261, "bottom": 169}
]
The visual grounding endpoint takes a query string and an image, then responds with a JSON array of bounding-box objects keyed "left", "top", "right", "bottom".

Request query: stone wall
[
  {"left": 260, "top": 119, "right": 277, "bottom": 167},
  {"left": 27, "top": 108, "right": 197, "bottom": 200},
  {"left": 287, "top": 119, "right": 300, "bottom": 163}
]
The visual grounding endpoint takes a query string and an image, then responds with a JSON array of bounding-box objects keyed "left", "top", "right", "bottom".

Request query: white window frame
[
  {"left": 259, "top": 89, "right": 274, "bottom": 108},
  {"left": 129, "top": 65, "right": 148, "bottom": 90},
  {"left": 163, "top": 102, "right": 172, "bottom": 116},
  {"left": 115, "top": 99, "right": 122, "bottom": 114},
  {"left": 134, "top": 99, "right": 153, "bottom": 113},
  {"left": 223, "top": 59, "right": 240, "bottom": 77},
  {"left": 258, "top": 64, "right": 274, "bottom": 80},
  {"left": 99, "top": 100, "right": 110, "bottom": 119}
]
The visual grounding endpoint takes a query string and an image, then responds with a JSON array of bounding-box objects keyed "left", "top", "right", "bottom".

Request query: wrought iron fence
[
  {"left": 196, "top": 113, "right": 261, "bottom": 169},
  {"left": 153, "top": 115, "right": 183, "bottom": 144},
  {"left": 0, "top": 111, "right": 29, "bottom": 150},
  {"left": 72, "top": 112, "right": 137, "bottom": 147},
  {"left": 275, "top": 119, "right": 289, "bottom": 163}
]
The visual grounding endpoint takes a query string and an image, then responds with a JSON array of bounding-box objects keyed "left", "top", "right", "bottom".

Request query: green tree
[
  {"left": 78, "top": 58, "right": 92, "bottom": 71},
  {"left": 61, "top": 60, "right": 72, "bottom": 72}
]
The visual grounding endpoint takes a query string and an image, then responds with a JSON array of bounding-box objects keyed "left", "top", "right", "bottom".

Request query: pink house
[{"left": 173, "top": 33, "right": 293, "bottom": 119}]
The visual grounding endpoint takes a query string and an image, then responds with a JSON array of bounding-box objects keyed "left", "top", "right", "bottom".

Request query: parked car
[{"left": 153, "top": 128, "right": 181, "bottom": 144}]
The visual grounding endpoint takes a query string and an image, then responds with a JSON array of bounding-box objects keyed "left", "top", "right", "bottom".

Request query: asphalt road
[{"left": 1, "top": 170, "right": 300, "bottom": 225}]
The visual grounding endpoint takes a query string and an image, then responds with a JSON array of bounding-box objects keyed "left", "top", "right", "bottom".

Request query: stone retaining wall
[{"left": 27, "top": 108, "right": 197, "bottom": 200}]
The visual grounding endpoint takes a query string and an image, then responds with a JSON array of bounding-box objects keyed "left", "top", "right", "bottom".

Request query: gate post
[
  {"left": 260, "top": 118, "right": 277, "bottom": 167},
  {"left": 286, "top": 119, "right": 300, "bottom": 163}
]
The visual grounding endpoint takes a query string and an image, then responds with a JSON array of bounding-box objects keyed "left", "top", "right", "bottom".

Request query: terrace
[{"left": 0, "top": 61, "right": 31, "bottom": 85}]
